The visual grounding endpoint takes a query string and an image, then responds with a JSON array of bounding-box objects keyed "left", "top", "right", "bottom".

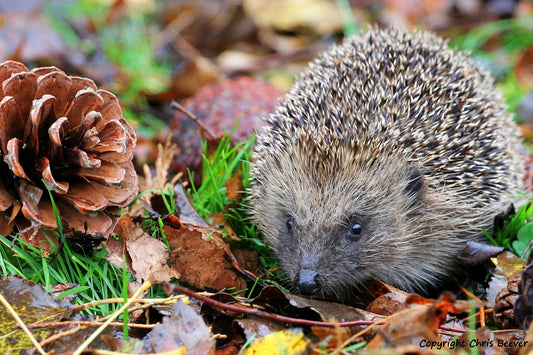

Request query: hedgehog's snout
[
  {"left": 294, "top": 253, "right": 322, "bottom": 295},
  {"left": 294, "top": 268, "right": 321, "bottom": 295}
]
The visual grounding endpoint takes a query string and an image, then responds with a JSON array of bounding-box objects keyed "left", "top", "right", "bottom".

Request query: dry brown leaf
[
  {"left": 146, "top": 300, "right": 214, "bottom": 355},
  {"left": 226, "top": 175, "right": 244, "bottom": 202},
  {"left": 174, "top": 183, "right": 208, "bottom": 226},
  {"left": 367, "top": 292, "right": 468, "bottom": 349},
  {"left": 516, "top": 47, "right": 533, "bottom": 89},
  {"left": 107, "top": 213, "right": 180, "bottom": 283},
  {"left": 366, "top": 285, "right": 410, "bottom": 316},
  {"left": 165, "top": 224, "right": 248, "bottom": 292}
]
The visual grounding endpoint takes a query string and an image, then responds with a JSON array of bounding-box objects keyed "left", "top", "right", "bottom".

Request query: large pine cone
[{"left": 0, "top": 61, "right": 138, "bottom": 244}]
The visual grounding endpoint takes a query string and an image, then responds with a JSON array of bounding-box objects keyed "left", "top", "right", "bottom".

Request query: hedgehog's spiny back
[{"left": 254, "top": 28, "right": 523, "bottom": 207}]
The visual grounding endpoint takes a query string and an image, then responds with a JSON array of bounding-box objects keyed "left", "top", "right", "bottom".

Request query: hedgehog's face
[{"left": 251, "top": 146, "right": 427, "bottom": 298}]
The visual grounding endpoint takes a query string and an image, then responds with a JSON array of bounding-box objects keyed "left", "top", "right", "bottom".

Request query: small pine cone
[
  {"left": 493, "top": 271, "right": 522, "bottom": 329},
  {"left": 0, "top": 61, "right": 138, "bottom": 244}
]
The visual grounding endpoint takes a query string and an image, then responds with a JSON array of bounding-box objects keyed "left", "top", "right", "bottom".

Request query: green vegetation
[
  {"left": 451, "top": 17, "right": 533, "bottom": 54},
  {"left": 44, "top": 0, "right": 171, "bottom": 136},
  {"left": 188, "top": 131, "right": 285, "bottom": 289},
  {"left": 451, "top": 18, "right": 533, "bottom": 115},
  {"left": 0, "top": 233, "right": 131, "bottom": 316},
  {"left": 485, "top": 197, "right": 533, "bottom": 259},
  {"left": 0, "top": 184, "right": 132, "bottom": 316},
  {"left": 513, "top": 220, "right": 533, "bottom": 259},
  {"left": 189, "top": 129, "right": 254, "bottom": 221},
  {"left": 335, "top": 0, "right": 359, "bottom": 36},
  {"left": 188, "top": 130, "right": 275, "bottom": 260}
]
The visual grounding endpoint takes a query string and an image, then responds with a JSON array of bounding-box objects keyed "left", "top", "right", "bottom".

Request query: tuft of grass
[
  {"left": 189, "top": 130, "right": 255, "bottom": 221},
  {"left": 189, "top": 130, "right": 262, "bottom": 246},
  {"left": 188, "top": 130, "right": 281, "bottom": 276},
  {"left": 0, "top": 233, "right": 132, "bottom": 316},
  {"left": 0, "top": 184, "right": 134, "bottom": 316}
]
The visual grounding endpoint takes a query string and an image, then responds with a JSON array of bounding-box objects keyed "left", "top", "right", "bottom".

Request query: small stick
[
  {"left": 73, "top": 280, "right": 153, "bottom": 355},
  {"left": 165, "top": 284, "right": 384, "bottom": 328},
  {"left": 27, "top": 320, "right": 155, "bottom": 330},
  {"left": 224, "top": 252, "right": 266, "bottom": 286},
  {"left": 171, "top": 101, "right": 217, "bottom": 139}
]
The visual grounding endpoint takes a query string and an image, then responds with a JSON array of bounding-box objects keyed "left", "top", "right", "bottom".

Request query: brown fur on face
[{"left": 249, "top": 28, "right": 524, "bottom": 297}]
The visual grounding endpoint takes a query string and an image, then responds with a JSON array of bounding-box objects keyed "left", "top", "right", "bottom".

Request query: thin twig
[
  {"left": 331, "top": 318, "right": 383, "bottom": 355},
  {"left": 26, "top": 320, "right": 155, "bottom": 330},
  {"left": 224, "top": 252, "right": 265, "bottom": 286},
  {"left": 73, "top": 280, "right": 153, "bottom": 355},
  {"left": 171, "top": 100, "right": 217, "bottom": 139},
  {"left": 70, "top": 294, "right": 184, "bottom": 313},
  {"left": 166, "top": 284, "right": 385, "bottom": 328},
  {"left": 39, "top": 325, "right": 85, "bottom": 348}
]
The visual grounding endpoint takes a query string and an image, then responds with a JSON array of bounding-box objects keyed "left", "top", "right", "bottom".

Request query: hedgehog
[{"left": 249, "top": 27, "right": 525, "bottom": 298}]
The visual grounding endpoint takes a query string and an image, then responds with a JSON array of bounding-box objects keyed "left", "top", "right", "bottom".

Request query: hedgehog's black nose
[{"left": 294, "top": 269, "right": 321, "bottom": 295}]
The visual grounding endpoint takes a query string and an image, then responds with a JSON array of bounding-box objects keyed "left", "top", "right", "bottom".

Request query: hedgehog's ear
[{"left": 404, "top": 166, "right": 423, "bottom": 209}]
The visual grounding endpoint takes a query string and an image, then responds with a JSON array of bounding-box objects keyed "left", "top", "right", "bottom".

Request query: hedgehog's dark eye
[
  {"left": 348, "top": 222, "right": 363, "bottom": 238},
  {"left": 287, "top": 220, "right": 295, "bottom": 233}
]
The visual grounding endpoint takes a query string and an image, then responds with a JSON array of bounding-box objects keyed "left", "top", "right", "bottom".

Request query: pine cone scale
[
  {"left": 0, "top": 181, "right": 15, "bottom": 211},
  {"left": 89, "top": 120, "right": 128, "bottom": 153},
  {"left": 36, "top": 72, "right": 71, "bottom": 117},
  {"left": 28, "top": 95, "right": 56, "bottom": 156},
  {"left": 0, "top": 198, "right": 19, "bottom": 236},
  {"left": 63, "top": 147, "right": 101, "bottom": 168},
  {"left": 98, "top": 130, "right": 135, "bottom": 162},
  {"left": 75, "top": 162, "right": 126, "bottom": 185},
  {"left": 17, "top": 180, "right": 58, "bottom": 228},
  {"left": 57, "top": 199, "right": 112, "bottom": 235},
  {"left": 0, "top": 96, "right": 25, "bottom": 154},
  {"left": 98, "top": 91, "right": 122, "bottom": 120},
  {"left": 59, "top": 182, "right": 109, "bottom": 213},
  {"left": 0, "top": 62, "right": 29, "bottom": 97},
  {"left": 3, "top": 72, "right": 37, "bottom": 118},
  {"left": 88, "top": 169, "right": 137, "bottom": 205},
  {"left": 69, "top": 77, "right": 98, "bottom": 100},
  {"left": 66, "top": 91, "right": 104, "bottom": 131},
  {"left": 39, "top": 157, "right": 69, "bottom": 194},
  {"left": 48, "top": 116, "right": 68, "bottom": 161},
  {"left": 5, "top": 138, "right": 28, "bottom": 180}
]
